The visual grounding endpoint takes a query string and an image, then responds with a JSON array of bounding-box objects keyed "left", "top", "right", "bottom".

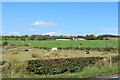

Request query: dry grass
[
  {"left": 2, "top": 49, "right": 32, "bottom": 63},
  {"left": 107, "top": 37, "right": 119, "bottom": 40},
  {"left": 2, "top": 47, "right": 118, "bottom": 63}
]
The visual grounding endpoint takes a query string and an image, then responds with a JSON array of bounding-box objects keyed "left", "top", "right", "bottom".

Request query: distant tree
[
  {"left": 85, "top": 34, "right": 95, "bottom": 40},
  {"left": 21, "top": 38, "right": 25, "bottom": 41},
  {"left": 5, "top": 38, "right": 7, "bottom": 40},
  {"left": 77, "top": 35, "right": 84, "bottom": 38},
  {"left": 29, "top": 35, "right": 37, "bottom": 40},
  {"left": 36, "top": 35, "right": 42, "bottom": 41},
  {"left": 102, "top": 34, "right": 118, "bottom": 37},
  {"left": 97, "top": 35, "right": 104, "bottom": 40}
]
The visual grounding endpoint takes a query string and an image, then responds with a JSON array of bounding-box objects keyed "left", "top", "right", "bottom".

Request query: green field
[{"left": 3, "top": 40, "right": 118, "bottom": 48}]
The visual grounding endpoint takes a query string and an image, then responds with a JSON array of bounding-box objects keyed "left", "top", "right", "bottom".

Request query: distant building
[
  {"left": 73, "top": 38, "right": 85, "bottom": 41},
  {"left": 103, "top": 38, "right": 108, "bottom": 40},
  {"left": 56, "top": 37, "right": 85, "bottom": 41},
  {"left": 56, "top": 37, "right": 71, "bottom": 41}
]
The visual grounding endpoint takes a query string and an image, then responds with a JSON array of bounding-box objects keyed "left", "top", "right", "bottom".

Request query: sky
[
  {"left": 2, "top": 2, "right": 118, "bottom": 36},
  {"left": 2, "top": 0, "right": 119, "bottom": 2}
]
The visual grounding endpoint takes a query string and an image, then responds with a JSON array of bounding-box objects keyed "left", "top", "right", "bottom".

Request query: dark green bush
[
  {"left": 111, "top": 55, "right": 119, "bottom": 63},
  {"left": 10, "top": 44, "right": 15, "bottom": 46},
  {"left": 24, "top": 44, "right": 29, "bottom": 46},
  {"left": 25, "top": 57, "right": 103, "bottom": 75},
  {"left": 3, "top": 41, "right": 8, "bottom": 45}
]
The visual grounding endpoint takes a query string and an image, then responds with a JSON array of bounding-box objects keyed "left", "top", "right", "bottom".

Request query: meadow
[{"left": 3, "top": 40, "right": 118, "bottom": 48}]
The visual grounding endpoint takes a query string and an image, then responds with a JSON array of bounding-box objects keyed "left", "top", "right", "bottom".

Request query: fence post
[
  {"left": 109, "top": 57, "right": 112, "bottom": 65},
  {"left": 8, "top": 62, "right": 12, "bottom": 77}
]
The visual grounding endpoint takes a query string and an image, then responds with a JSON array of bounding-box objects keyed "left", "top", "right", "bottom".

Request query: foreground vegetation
[
  {"left": 1, "top": 45, "right": 119, "bottom": 78},
  {"left": 12, "top": 62, "right": 118, "bottom": 78},
  {"left": 2, "top": 54, "right": 119, "bottom": 78}
]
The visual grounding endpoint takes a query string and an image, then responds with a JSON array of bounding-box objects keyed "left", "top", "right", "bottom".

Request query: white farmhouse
[{"left": 73, "top": 38, "right": 85, "bottom": 41}]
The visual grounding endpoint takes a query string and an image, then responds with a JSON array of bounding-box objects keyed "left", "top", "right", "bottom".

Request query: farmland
[
  {"left": 2, "top": 40, "right": 118, "bottom": 48},
  {"left": 2, "top": 1, "right": 119, "bottom": 79},
  {"left": 1, "top": 39, "right": 119, "bottom": 78}
]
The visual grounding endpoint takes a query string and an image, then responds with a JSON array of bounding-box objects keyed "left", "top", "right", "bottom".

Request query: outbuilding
[
  {"left": 73, "top": 38, "right": 85, "bottom": 41},
  {"left": 56, "top": 37, "right": 71, "bottom": 41}
]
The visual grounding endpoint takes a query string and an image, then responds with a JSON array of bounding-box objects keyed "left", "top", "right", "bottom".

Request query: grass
[
  {"left": 3, "top": 40, "right": 118, "bottom": 48},
  {"left": 2, "top": 48, "right": 118, "bottom": 62}
]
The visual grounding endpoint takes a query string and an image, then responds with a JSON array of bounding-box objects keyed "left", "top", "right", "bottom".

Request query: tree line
[{"left": 1, "top": 34, "right": 119, "bottom": 41}]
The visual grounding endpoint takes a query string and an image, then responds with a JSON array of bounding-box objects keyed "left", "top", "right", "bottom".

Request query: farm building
[
  {"left": 56, "top": 37, "right": 71, "bottom": 41},
  {"left": 73, "top": 38, "right": 85, "bottom": 40},
  {"left": 56, "top": 37, "right": 85, "bottom": 41}
]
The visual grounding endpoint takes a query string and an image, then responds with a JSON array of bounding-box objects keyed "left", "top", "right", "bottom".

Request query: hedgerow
[{"left": 25, "top": 57, "right": 103, "bottom": 75}]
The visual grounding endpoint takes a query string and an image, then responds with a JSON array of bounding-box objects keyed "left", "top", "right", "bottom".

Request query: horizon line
[{"left": 1, "top": 34, "right": 119, "bottom": 36}]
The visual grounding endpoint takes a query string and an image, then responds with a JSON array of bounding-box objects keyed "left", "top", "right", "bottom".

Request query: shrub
[
  {"left": 12, "top": 52, "right": 18, "bottom": 54},
  {"left": 3, "top": 41, "right": 8, "bottom": 45},
  {"left": 25, "top": 57, "right": 103, "bottom": 75},
  {"left": 111, "top": 55, "right": 119, "bottom": 63},
  {"left": 32, "top": 54, "right": 38, "bottom": 58},
  {"left": 10, "top": 44, "right": 16, "bottom": 46},
  {"left": 24, "top": 44, "right": 29, "bottom": 46},
  {"left": 0, "top": 61, "right": 6, "bottom": 65}
]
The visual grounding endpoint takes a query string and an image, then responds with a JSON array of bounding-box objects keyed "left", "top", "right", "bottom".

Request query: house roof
[{"left": 56, "top": 37, "right": 71, "bottom": 39}]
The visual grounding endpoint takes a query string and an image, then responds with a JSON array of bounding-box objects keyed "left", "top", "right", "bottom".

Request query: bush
[
  {"left": 3, "top": 41, "right": 8, "bottom": 45},
  {"left": 111, "top": 55, "right": 119, "bottom": 63},
  {"left": 24, "top": 44, "right": 29, "bottom": 46},
  {"left": 32, "top": 54, "right": 38, "bottom": 58},
  {"left": 0, "top": 61, "right": 6, "bottom": 65},
  {"left": 25, "top": 57, "right": 103, "bottom": 75},
  {"left": 10, "top": 44, "right": 15, "bottom": 46}
]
